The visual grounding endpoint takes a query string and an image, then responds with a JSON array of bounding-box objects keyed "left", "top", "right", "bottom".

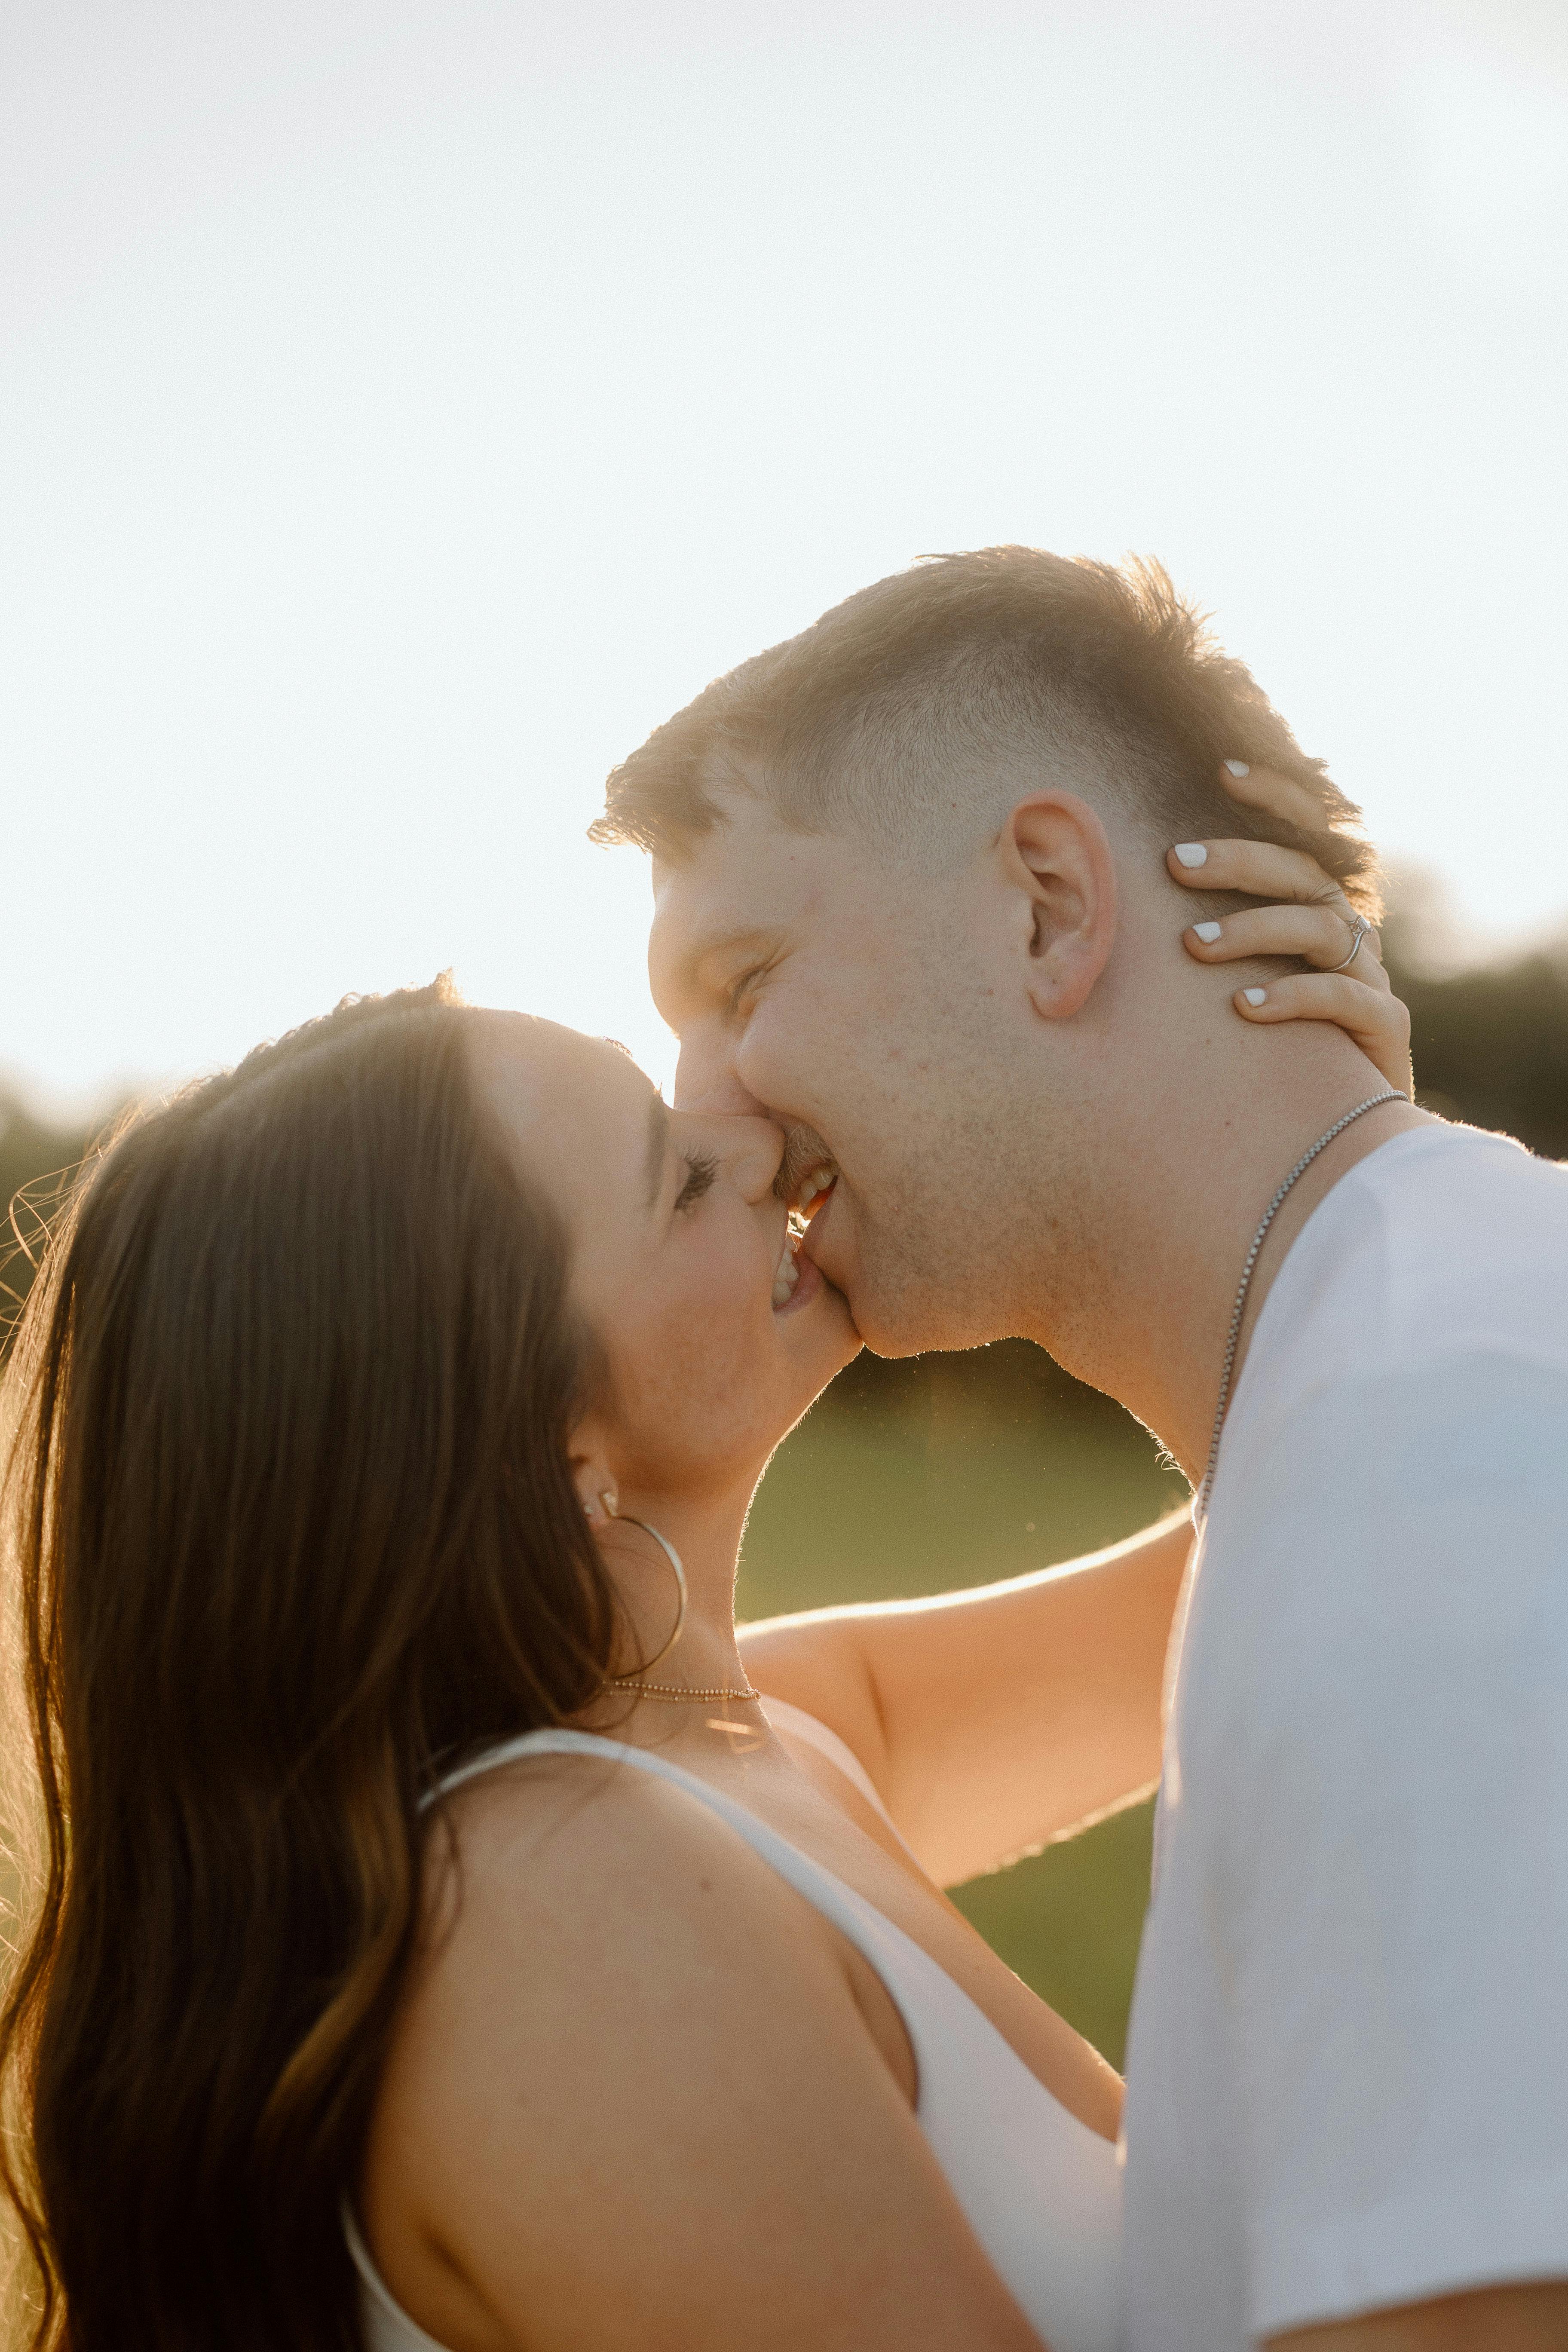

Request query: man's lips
[
  {"left": 774, "top": 1127, "right": 837, "bottom": 1211},
  {"left": 797, "top": 1178, "right": 835, "bottom": 1264},
  {"left": 796, "top": 1195, "right": 863, "bottom": 1341}
]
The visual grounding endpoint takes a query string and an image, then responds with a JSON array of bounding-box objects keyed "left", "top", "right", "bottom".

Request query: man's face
[{"left": 648, "top": 790, "right": 1041, "bottom": 1355}]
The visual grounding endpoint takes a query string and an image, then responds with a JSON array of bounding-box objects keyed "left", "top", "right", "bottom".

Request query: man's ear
[{"left": 999, "top": 793, "right": 1118, "bottom": 1019}]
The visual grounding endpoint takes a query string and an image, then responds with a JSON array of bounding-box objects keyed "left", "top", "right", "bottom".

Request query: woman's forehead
[{"left": 474, "top": 1011, "right": 655, "bottom": 1158}]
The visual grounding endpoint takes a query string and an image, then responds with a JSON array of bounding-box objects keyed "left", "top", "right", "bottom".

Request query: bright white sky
[{"left": 4, "top": 0, "right": 1565, "bottom": 1111}]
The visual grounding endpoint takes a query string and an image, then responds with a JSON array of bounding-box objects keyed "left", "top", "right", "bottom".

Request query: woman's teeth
[
  {"left": 795, "top": 1164, "right": 837, "bottom": 1217},
  {"left": 775, "top": 1164, "right": 835, "bottom": 1308},
  {"left": 772, "top": 1236, "right": 802, "bottom": 1309}
]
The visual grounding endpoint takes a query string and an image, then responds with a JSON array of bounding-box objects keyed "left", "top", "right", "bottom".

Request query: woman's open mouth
[
  {"left": 772, "top": 1161, "right": 838, "bottom": 1312},
  {"left": 771, "top": 1234, "right": 824, "bottom": 1314}
]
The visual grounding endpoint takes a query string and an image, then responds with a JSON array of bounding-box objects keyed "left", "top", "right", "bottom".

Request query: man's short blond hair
[{"left": 592, "top": 545, "right": 1379, "bottom": 916}]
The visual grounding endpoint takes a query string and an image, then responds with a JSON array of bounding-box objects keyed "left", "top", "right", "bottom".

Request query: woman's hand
[{"left": 1165, "top": 763, "right": 1414, "bottom": 1100}]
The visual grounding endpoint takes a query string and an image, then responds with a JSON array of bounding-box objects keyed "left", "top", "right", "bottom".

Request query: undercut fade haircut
[{"left": 591, "top": 547, "right": 1380, "bottom": 917}]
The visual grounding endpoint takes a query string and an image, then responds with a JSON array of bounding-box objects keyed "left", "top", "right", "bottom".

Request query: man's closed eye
[{"left": 724, "top": 963, "right": 772, "bottom": 1020}]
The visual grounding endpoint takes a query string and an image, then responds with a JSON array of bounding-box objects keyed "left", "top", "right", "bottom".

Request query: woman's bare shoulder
[
  {"left": 372, "top": 1748, "right": 860, "bottom": 2161},
  {"left": 420, "top": 1743, "right": 820, "bottom": 1958}
]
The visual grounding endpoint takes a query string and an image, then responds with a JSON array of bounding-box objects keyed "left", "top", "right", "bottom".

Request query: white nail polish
[
  {"left": 1173, "top": 843, "right": 1208, "bottom": 868},
  {"left": 1243, "top": 987, "right": 1268, "bottom": 1006},
  {"left": 1193, "top": 921, "right": 1222, "bottom": 943},
  {"left": 1224, "top": 759, "right": 1250, "bottom": 778}
]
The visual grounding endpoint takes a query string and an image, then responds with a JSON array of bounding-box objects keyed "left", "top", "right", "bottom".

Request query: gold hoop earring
[{"left": 600, "top": 1514, "right": 688, "bottom": 1674}]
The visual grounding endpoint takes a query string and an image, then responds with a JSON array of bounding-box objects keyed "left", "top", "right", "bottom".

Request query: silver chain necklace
[{"left": 1194, "top": 1091, "right": 1401, "bottom": 1521}]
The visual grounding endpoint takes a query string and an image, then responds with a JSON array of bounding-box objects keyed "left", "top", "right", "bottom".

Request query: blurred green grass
[{"left": 738, "top": 1344, "right": 1187, "bottom": 2070}]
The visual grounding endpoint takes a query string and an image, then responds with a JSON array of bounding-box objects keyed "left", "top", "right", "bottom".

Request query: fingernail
[
  {"left": 1243, "top": 987, "right": 1268, "bottom": 1006},
  {"left": 1223, "top": 759, "right": 1250, "bottom": 778},
  {"left": 1192, "top": 921, "right": 1222, "bottom": 943},
  {"left": 1173, "top": 843, "right": 1208, "bottom": 868}
]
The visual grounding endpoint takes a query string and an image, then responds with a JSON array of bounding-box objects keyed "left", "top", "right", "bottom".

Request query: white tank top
[{"left": 346, "top": 1718, "right": 1124, "bottom": 2352}]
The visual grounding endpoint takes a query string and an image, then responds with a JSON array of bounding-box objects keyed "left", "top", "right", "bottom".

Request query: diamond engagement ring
[{"left": 1324, "top": 914, "right": 1372, "bottom": 974}]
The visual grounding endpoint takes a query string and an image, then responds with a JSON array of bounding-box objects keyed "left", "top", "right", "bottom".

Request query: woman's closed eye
[{"left": 674, "top": 1148, "right": 719, "bottom": 1214}]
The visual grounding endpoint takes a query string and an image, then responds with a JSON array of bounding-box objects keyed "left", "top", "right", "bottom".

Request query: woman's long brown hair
[{"left": 0, "top": 979, "right": 619, "bottom": 2351}]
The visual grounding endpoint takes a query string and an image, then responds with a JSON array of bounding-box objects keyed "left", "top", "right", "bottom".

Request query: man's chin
[
  {"left": 806, "top": 1225, "right": 987, "bottom": 1357},
  {"left": 839, "top": 1265, "right": 1000, "bottom": 1360},
  {"left": 842, "top": 1296, "right": 953, "bottom": 1362}
]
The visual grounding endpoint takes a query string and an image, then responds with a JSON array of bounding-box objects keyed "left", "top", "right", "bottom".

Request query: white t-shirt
[{"left": 1123, "top": 1124, "right": 1568, "bottom": 2349}]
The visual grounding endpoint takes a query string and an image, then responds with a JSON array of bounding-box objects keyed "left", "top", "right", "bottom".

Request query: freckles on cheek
[{"left": 628, "top": 1323, "right": 762, "bottom": 1469}]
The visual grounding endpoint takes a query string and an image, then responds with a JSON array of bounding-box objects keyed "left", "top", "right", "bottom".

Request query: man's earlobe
[{"left": 1002, "top": 793, "right": 1118, "bottom": 1021}]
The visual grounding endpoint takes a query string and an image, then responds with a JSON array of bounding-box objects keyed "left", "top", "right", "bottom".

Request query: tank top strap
[
  {"left": 761, "top": 1696, "right": 903, "bottom": 1833},
  {"left": 430, "top": 1727, "right": 929, "bottom": 1995}
]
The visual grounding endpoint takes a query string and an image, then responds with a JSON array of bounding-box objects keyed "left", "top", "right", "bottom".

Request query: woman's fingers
[
  {"left": 1234, "top": 973, "right": 1414, "bottom": 1098},
  {"left": 1182, "top": 762, "right": 1411, "bottom": 1093},
  {"left": 1184, "top": 904, "right": 1388, "bottom": 985},
  {"left": 1214, "top": 758, "right": 1335, "bottom": 835},
  {"left": 1166, "top": 833, "right": 1357, "bottom": 918}
]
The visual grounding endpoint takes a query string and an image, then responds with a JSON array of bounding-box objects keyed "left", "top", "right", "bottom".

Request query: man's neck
[{"left": 1035, "top": 1026, "right": 1427, "bottom": 1484}]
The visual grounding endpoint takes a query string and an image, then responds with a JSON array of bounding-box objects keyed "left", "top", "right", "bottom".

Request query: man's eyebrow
[{"left": 643, "top": 1092, "right": 669, "bottom": 1211}]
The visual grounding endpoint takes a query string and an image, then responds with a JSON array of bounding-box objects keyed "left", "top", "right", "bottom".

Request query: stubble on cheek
[
  {"left": 772, "top": 1121, "right": 838, "bottom": 1204},
  {"left": 836, "top": 1060, "right": 1054, "bottom": 1354}
]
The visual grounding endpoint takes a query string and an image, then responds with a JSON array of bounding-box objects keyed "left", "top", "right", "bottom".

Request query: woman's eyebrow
[{"left": 643, "top": 1093, "right": 670, "bottom": 1210}]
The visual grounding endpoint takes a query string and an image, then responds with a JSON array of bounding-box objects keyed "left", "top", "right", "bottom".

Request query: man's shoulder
[
  {"left": 1199, "top": 1124, "right": 1568, "bottom": 1691},
  {"left": 1266, "top": 1122, "right": 1568, "bottom": 1394},
  {"left": 1353, "top": 1116, "right": 1563, "bottom": 1201},
  {"left": 1337, "top": 1119, "right": 1567, "bottom": 1253},
  {"left": 1179, "top": 1344, "right": 1568, "bottom": 1823}
]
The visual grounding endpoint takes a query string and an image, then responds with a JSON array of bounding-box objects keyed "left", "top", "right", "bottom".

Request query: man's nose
[
  {"left": 715, "top": 1116, "right": 786, "bottom": 1206},
  {"left": 673, "top": 1032, "right": 770, "bottom": 1119}
]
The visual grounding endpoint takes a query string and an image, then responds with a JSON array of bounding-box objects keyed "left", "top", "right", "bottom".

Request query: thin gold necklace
[{"left": 609, "top": 1676, "right": 761, "bottom": 1704}]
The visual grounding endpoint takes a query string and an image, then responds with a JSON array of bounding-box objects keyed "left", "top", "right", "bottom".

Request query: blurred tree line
[{"left": 1382, "top": 904, "right": 1568, "bottom": 1160}]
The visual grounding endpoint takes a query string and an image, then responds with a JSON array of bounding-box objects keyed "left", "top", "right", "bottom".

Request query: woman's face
[{"left": 473, "top": 1014, "right": 859, "bottom": 1504}]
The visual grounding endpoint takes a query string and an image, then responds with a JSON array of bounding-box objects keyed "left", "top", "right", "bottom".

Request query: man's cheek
[
  {"left": 734, "top": 1030, "right": 787, "bottom": 1113},
  {"left": 740, "top": 1001, "right": 833, "bottom": 1113}
]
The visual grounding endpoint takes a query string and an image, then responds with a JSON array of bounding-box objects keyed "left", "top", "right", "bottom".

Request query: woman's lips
[
  {"left": 772, "top": 1246, "right": 824, "bottom": 1316},
  {"left": 771, "top": 1167, "right": 840, "bottom": 1316}
]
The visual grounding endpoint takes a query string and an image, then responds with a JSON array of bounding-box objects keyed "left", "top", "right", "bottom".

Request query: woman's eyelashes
[{"left": 674, "top": 1148, "right": 719, "bottom": 1214}]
